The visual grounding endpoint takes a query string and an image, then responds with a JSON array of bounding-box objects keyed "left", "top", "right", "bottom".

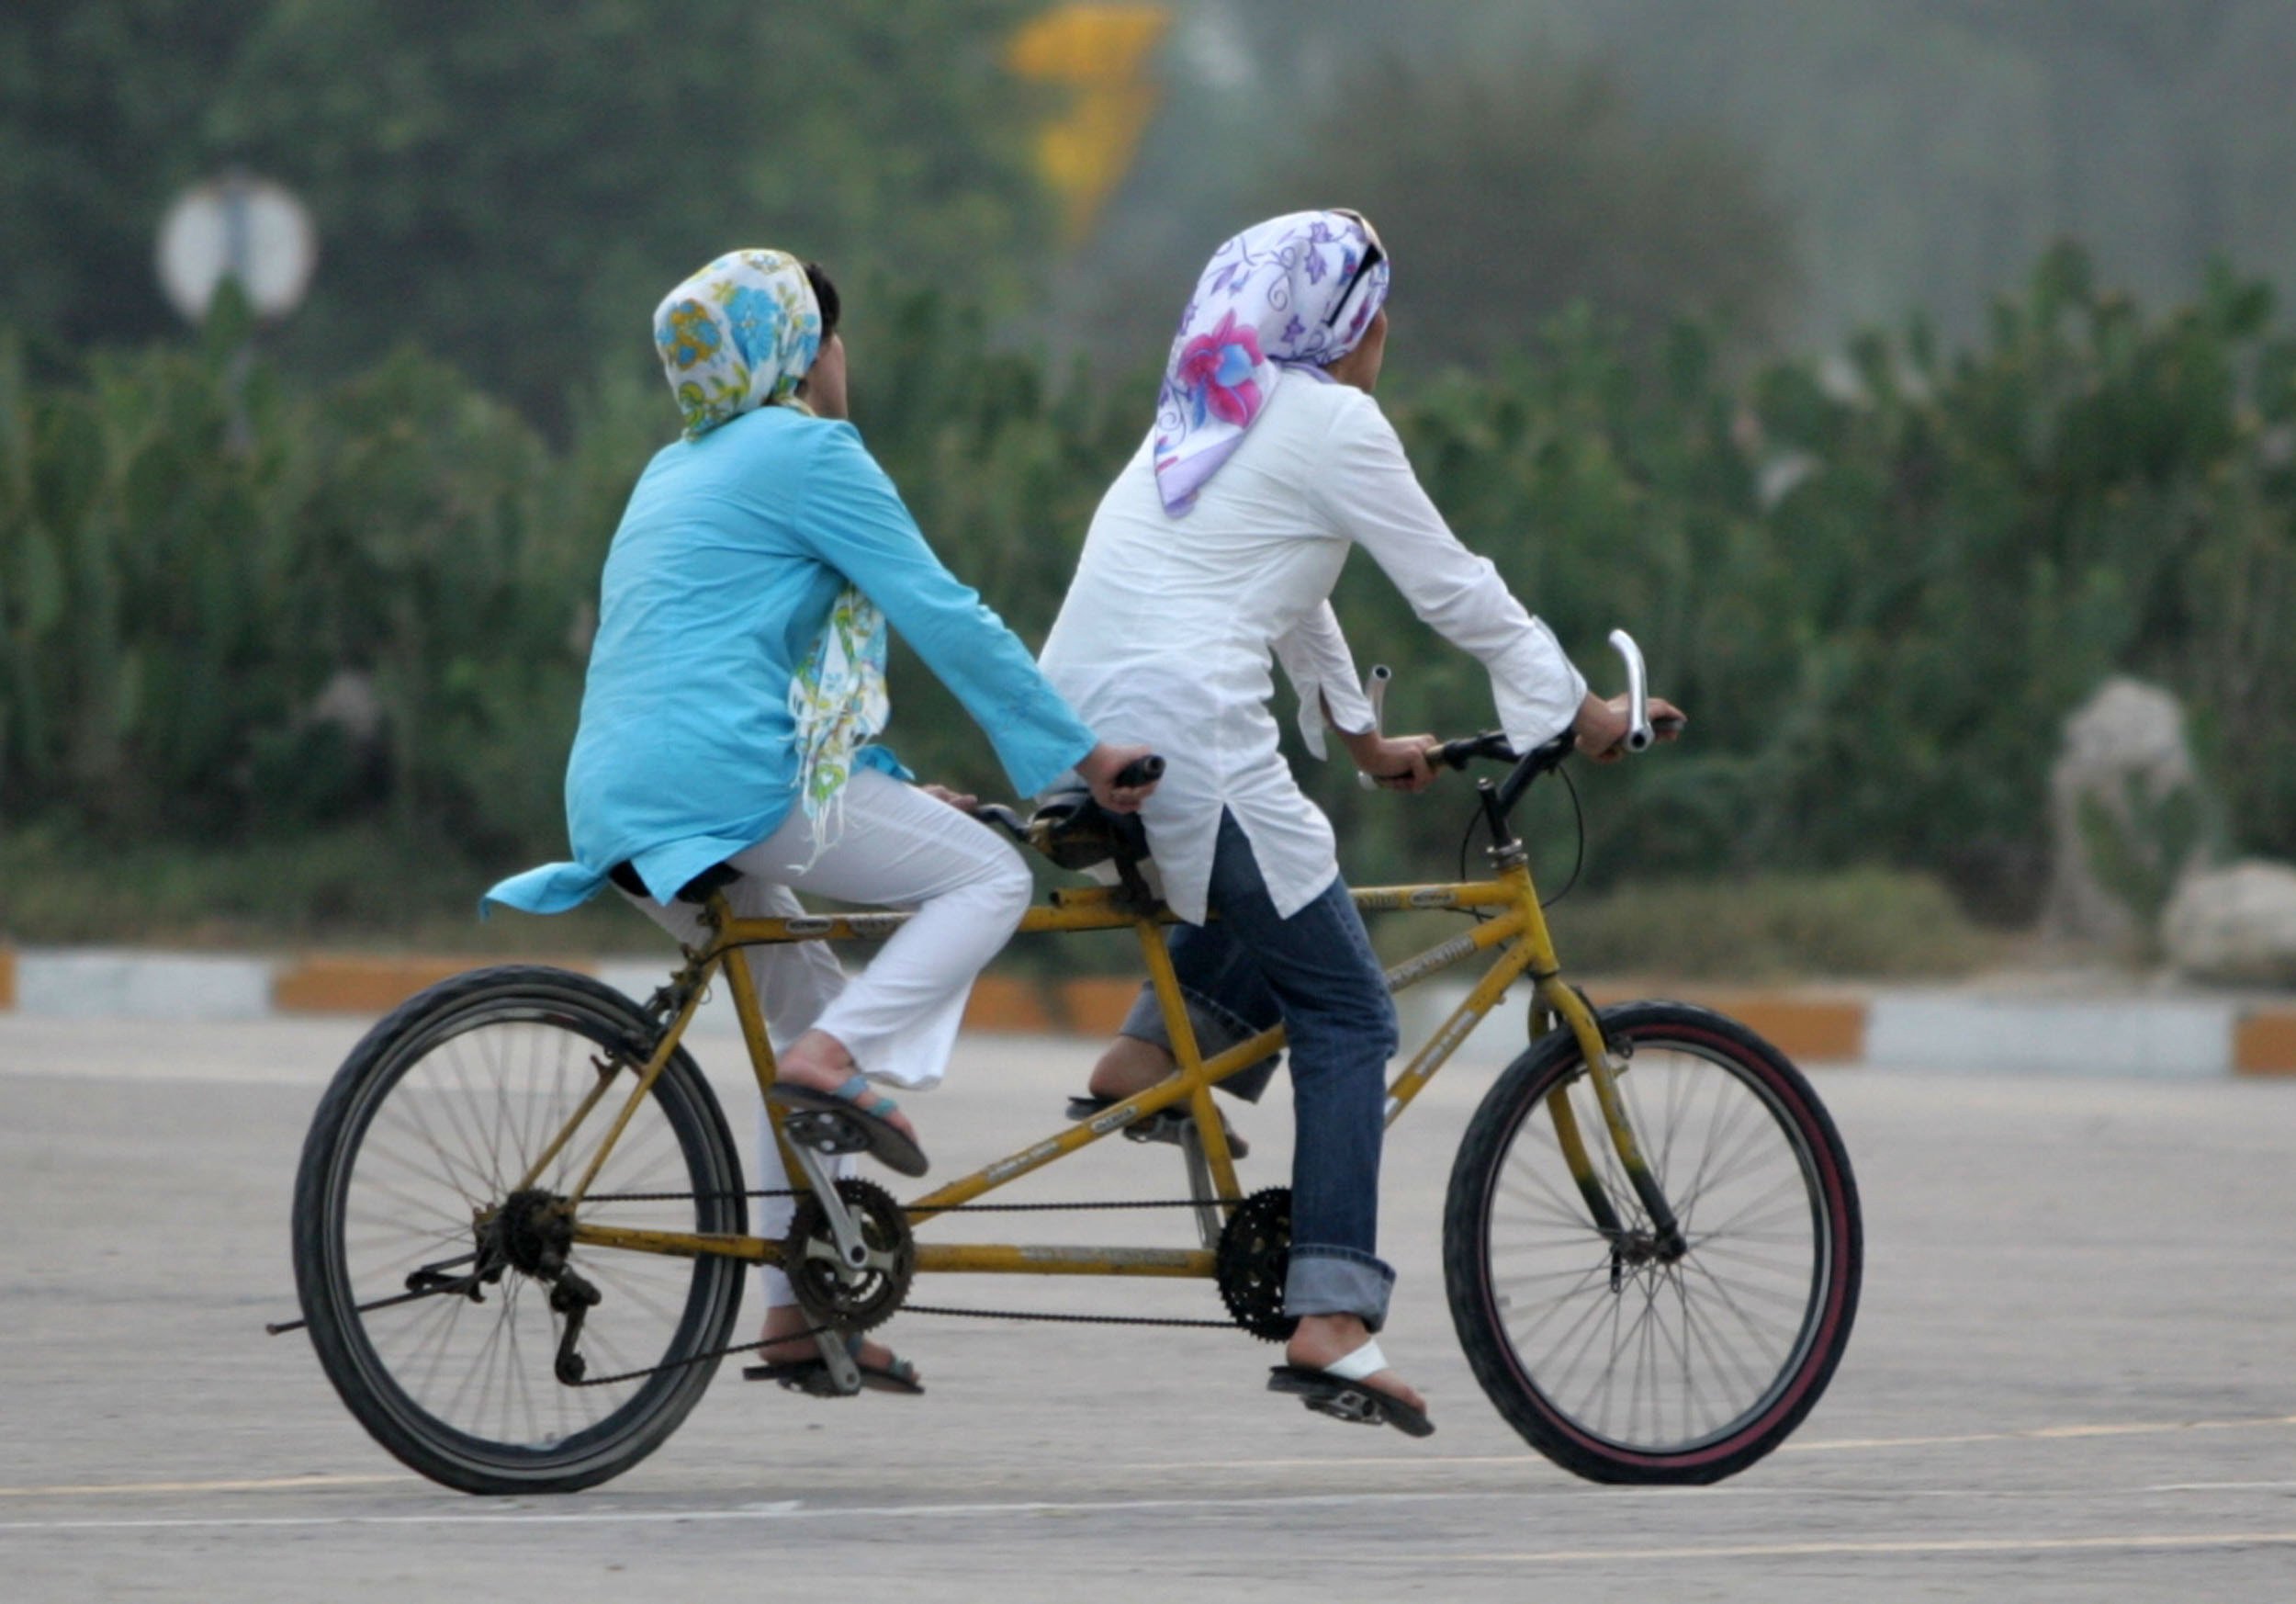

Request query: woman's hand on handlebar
[
  {"left": 1078, "top": 741, "right": 1163, "bottom": 814},
  {"left": 1340, "top": 726, "right": 1441, "bottom": 793},
  {"left": 919, "top": 783, "right": 980, "bottom": 813},
  {"left": 1571, "top": 691, "right": 1687, "bottom": 763}
]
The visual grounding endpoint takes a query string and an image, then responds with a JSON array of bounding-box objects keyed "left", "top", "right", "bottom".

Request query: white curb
[
  {"left": 14, "top": 948, "right": 276, "bottom": 1022},
  {"left": 1865, "top": 995, "right": 2240, "bottom": 1079}
]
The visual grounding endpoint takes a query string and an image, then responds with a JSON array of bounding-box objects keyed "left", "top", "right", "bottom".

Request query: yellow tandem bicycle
[{"left": 284, "top": 633, "right": 1863, "bottom": 1494}]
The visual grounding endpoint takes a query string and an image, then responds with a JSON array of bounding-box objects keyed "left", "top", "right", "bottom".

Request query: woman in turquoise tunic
[{"left": 488, "top": 249, "right": 1154, "bottom": 1387}]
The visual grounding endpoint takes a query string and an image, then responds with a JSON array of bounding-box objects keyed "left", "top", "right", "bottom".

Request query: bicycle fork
[{"left": 1534, "top": 986, "right": 1688, "bottom": 1271}]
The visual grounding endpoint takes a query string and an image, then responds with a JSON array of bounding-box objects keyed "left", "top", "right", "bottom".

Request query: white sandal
[{"left": 1267, "top": 1339, "right": 1435, "bottom": 1438}]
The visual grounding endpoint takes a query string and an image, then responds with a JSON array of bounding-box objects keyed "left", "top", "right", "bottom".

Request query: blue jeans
[{"left": 1120, "top": 812, "right": 1398, "bottom": 1327}]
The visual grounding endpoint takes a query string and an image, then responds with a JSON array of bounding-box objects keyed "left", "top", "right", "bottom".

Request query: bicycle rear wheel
[
  {"left": 1444, "top": 1000, "right": 1861, "bottom": 1484},
  {"left": 292, "top": 966, "right": 746, "bottom": 1494}
]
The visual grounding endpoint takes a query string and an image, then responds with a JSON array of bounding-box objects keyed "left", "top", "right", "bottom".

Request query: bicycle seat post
[{"left": 1175, "top": 1123, "right": 1223, "bottom": 1249}]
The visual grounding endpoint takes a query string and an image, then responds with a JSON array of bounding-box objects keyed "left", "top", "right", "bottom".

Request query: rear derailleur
[{"left": 444, "top": 1188, "right": 602, "bottom": 1384}]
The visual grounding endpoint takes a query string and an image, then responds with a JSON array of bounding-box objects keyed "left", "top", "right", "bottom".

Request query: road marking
[
  {"left": 0, "top": 1474, "right": 401, "bottom": 1498},
  {"left": 0, "top": 1489, "right": 1457, "bottom": 1534},
  {"left": 9, "top": 1413, "right": 2292, "bottom": 1503},
  {"left": 1782, "top": 1414, "right": 2296, "bottom": 1453},
  {"left": 1443, "top": 1531, "right": 2296, "bottom": 1564},
  {"left": 1124, "top": 1412, "right": 2296, "bottom": 1472}
]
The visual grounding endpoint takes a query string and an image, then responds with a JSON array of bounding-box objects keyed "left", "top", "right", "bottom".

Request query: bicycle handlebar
[{"left": 1363, "top": 627, "right": 1673, "bottom": 799}]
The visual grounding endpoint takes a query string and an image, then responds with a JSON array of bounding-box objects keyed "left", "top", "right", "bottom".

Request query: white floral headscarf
[
  {"left": 652, "top": 248, "right": 824, "bottom": 437},
  {"left": 654, "top": 248, "right": 885, "bottom": 853},
  {"left": 1153, "top": 209, "right": 1390, "bottom": 515}
]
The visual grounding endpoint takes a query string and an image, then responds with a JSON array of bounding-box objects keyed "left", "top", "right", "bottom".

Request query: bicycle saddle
[{"left": 606, "top": 859, "right": 742, "bottom": 907}]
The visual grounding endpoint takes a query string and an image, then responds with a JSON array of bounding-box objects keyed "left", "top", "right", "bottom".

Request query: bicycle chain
[
  {"left": 582, "top": 1188, "right": 1211, "bottom": 1212},
  {"left": 569, "top": 1321, "right": 830, "bottom": 1388},
  {"left": 902, "top": 1304, "right": 1234, "bottom": 1330},
  {"left": 564, "top": 1190, "right": 1242, "bottom": 1384}
]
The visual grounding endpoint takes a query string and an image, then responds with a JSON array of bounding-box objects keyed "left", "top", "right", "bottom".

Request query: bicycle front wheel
[
  {"left": 292, "top": 966, "right": 747, "bottom": 1495},
  {"left": 1444, "top": 1001, "right": 1861, "bottom": 1484}
]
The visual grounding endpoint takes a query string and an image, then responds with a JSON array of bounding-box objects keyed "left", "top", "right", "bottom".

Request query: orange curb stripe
[
  {"left": 1581, "top": 983, "right": 1867, "bottom": 1062},
  {"left": 962, "top": 974, "right": 1057, "bottom": 1034},
  {"left": 1061, "top": 976, "right": 1140, "bottom": 1037},
  {"left": 273, "top": 955, "right": 596, "bottom": 1014},
  {"left": 2234, "top": 1009, "right": 2296, "bottom": 1077},
  {"left": 0, "top": 946, "right": 14, "bottom": 1011}
]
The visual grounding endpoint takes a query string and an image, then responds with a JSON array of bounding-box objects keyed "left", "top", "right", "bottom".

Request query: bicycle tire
[
  {"left": 1444, "top": 1000, "right": 1861, "bottom": 1484},
  {"left": 292, "top": 965, "right": 746, "bottom": 1495}
]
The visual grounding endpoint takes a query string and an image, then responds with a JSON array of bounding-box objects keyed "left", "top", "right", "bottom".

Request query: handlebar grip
[
  {"left": 1111, "top": 754, "right": 1165, "bottom": 789},
  {"left": 1608, "top": 628, "right": 1653, "bottom": 752}
]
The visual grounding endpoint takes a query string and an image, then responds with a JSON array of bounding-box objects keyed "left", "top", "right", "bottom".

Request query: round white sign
[{"left": 155, "top": 173, "right": 318, "bottom": 324}]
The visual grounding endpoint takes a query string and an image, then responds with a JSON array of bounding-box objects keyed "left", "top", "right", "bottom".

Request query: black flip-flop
[
  {"left": 769, "top": 1073, "right": 929, "bottom": 1178},
  {"left": 1064, "top": 1094, "right": 1251, "bottom": 1159},
  {"left": 1268, "top": 1341, "right": 1435, "bottom": 1438},
  {"left": 744, "top": 1335, "right": 923, "bottom": 1396}
]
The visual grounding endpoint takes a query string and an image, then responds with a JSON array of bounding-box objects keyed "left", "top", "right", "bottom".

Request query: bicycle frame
[{"left": 552, "top": 847, "right": 1681, "bottom": 1279}]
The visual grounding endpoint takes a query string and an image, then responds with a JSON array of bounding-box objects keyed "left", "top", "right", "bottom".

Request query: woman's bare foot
[
  {"left": 756, "top": 1302, "right": 907, "bottom": 1375},
  {"left": 776, "top": 1029, "right": 919, "bottom": 1147},
  {"left": 1286, "top": 1314, "right": 1424, "bottom": 1415}
]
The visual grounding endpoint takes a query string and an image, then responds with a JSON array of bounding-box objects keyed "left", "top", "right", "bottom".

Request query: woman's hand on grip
[
  {"left": 1570, "top": 692, "right": 1687, "bottom": 763},
  {"left": 1078, "top": 741, "right": 1162, "bottom": 814},
  {"left": 1342, "top": 728, "right": 1441, "bottom": 793}
]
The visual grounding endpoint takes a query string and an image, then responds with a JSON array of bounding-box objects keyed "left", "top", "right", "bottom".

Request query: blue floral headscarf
[
  {"left": 1153, "top": 209, "right": 1390, "bottom": 515},
  {"left": 652, "top": 249, "right": 824, "bottom": 438}
]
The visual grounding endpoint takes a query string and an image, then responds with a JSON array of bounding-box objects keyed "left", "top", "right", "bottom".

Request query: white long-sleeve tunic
[{"left": 1038, "top": 374, "right": 1587, "bottom": 923}]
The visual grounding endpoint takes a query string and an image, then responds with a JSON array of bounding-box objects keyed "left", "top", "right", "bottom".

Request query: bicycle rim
[
  {"left": 298, "top": 971, "right": 743, "bottom": 1490},
  {"left": 1452, "top": 1007, "right": 1858, "bottom": 1480}
]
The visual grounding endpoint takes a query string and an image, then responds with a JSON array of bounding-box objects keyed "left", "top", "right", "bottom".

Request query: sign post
[{"left": 155, "top": 172, "right": 317, "bottom": 447}]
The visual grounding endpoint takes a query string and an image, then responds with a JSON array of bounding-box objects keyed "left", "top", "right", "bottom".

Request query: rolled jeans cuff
[
  {"left": 1284, "top": 1244, "right": 1396, "bottom": 1331},
  {"left": 1117, "top": 983, "right": 1280, "bottom": 1104}
]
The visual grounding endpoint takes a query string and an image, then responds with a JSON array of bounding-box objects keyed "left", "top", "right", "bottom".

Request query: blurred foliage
[
  {"left": 1254, "top": 56, "right": 1795, "bottom": 366},
  {"left": 1548, "top": 869, "right": 1998, "bottom": 982},
  {"left": 0, "top": 0, "right": 1048, "bottom": 425},
  {"left": 4, "top": 243, "right": 2294, "bottom": 959}
]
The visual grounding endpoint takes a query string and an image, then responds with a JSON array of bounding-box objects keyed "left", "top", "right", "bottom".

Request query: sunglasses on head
[{"left": 1322, "top": 209, "right": 1386, "bottom": 329}]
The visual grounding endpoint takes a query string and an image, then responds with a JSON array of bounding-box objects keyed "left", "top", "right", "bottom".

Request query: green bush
[
  {"left": 4, "top": 243, "right": 2293, "bottom": 955},
  {"left": 1546, "top": 869, "right": 1999, "bottom": 981}
]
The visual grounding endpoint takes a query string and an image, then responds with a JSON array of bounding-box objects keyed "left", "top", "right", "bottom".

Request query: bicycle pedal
[
  {"left": 783, "top": 1108, "right": 872, "bottom": 1157},
  {"left": 1124, "top": 1110, "right": 1192, "bottom": 1146},
  {"left": 1303, "top": 1388, "right": 1384, "bottom": 1427},
  {"left": 741, "top": 1361, "right": 862, "bottom": 1398}
]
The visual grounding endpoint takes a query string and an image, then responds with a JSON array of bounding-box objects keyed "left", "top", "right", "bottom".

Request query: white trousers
[{"left": 625, "top": 767, "right": 1035, "bottom": 1305}]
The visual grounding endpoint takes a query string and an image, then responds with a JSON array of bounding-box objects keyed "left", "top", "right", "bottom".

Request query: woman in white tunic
[{"left": 1039, "top": 210, "right": 1679, "bottom": 1434}]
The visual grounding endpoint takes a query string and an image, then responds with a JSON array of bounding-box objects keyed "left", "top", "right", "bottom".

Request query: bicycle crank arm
[{"left": 790, "top": 1143, "right": 874, "bottom": 1276}]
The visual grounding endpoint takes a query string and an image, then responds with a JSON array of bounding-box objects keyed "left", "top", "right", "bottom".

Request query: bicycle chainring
[
  {"left": 782, "top": 1178, "right": 916, "bottom": 1335},
  {"left": 1215, "top": 1187, "right": 1298, "bottom": 1342}
]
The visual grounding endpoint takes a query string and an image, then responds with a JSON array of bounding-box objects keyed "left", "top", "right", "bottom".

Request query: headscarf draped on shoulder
[
  {"left": 652, "top": 248, "right": 824, "bottom": 437},
  {"left": 1152, "top": 209, "right": 1390, "bottom": 515}
]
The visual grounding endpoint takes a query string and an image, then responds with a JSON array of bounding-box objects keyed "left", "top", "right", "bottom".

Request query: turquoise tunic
[{"left": 485, "top": 406, "right": 1095, "bottom": 913}]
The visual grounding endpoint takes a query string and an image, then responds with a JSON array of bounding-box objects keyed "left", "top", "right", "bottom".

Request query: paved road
[{"left": 3, "top": 1011, "right": 2293, "bottom": 1602}]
